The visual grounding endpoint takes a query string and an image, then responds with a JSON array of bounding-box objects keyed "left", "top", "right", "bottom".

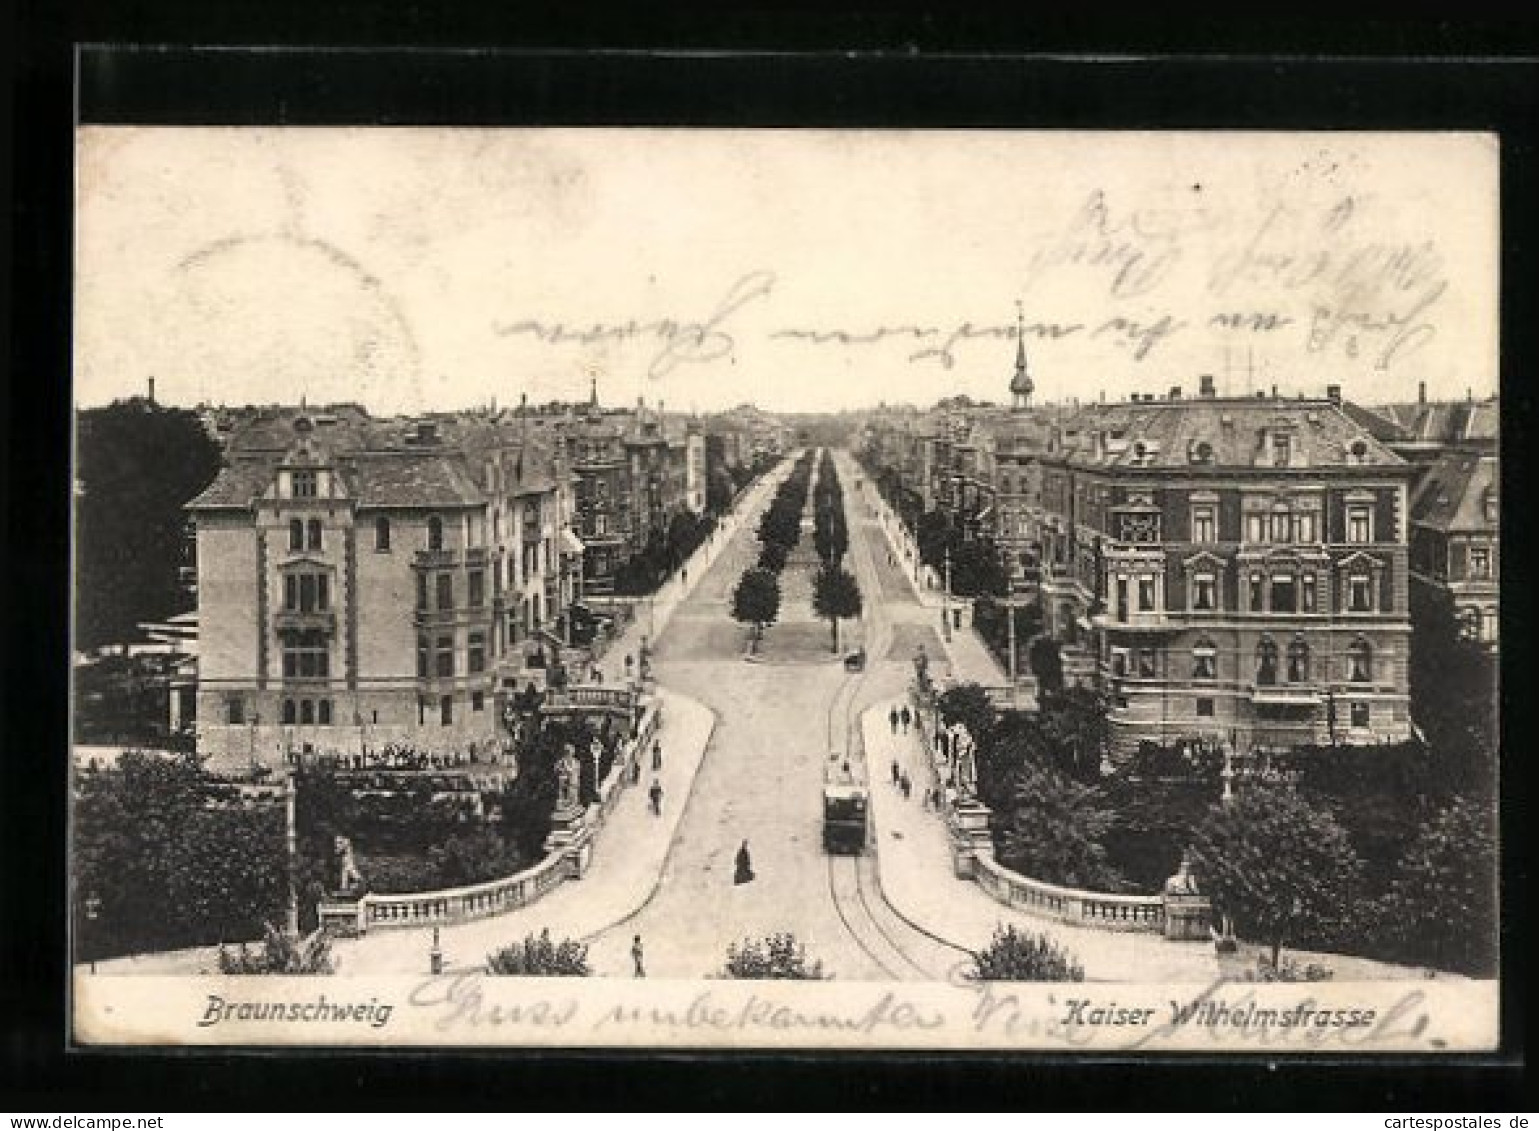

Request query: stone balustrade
[
  {"left": 324, "top": 697, "right": 660, "bottom": 935},
  {"left": 910, "top": 694, "right": 1209, "bottom": 941},
  {"left": 973, "top": 855, "right": 1166, "bottom": 933}
]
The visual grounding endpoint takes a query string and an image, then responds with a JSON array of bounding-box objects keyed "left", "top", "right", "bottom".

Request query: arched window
[
  {"left": 375, "top": 516, "right": 391, "bottom": 551},
  {"left": 428, "top": 515, "right": 444, "bottom": 551},
  {"left": 289, "top": 519, "right": 304, "bottom": 551},
  {"left": 1347, "top": 638, "right": 1373, "bottom": 683},
  {"left": 1255, "top": 638, "right": 1279, "bottom": 686},
  {"left": 300, "top": 700, "right": 315, "bottom": 725},
  {"left": 307, "top": 519, "right": 323, "bottom": 550},
  {"left": 1287, "top": 637, "right": 1310, "bottom": 683},
  {"left": 282, "top": 699, "right": 297, "bottom": 725}
]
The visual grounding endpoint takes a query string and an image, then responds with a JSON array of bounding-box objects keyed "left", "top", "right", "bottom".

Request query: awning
[{"left": 560, "top": 529, "right": 586, "bottom": 555}]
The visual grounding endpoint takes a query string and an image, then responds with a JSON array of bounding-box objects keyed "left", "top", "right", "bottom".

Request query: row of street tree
[
  {"left": 809, "top": 451, "right": 863, "bottom": 652},
  {"left": 730, "top": 450, "right": 816, "bottom": 650}
]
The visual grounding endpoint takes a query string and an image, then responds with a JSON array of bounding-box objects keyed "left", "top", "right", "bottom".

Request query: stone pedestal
[
  {"left": 544, "top": 805, "right": 595, "bottom": 879},
  {"left": 948, "top": 799, "right": 995, "bottom": 879},
  {"left": 1162, "top": 893, "right": 1213, "bottom": 941},
  {"left": 317, "top": 895, "right": 366, "bottom": 938}
]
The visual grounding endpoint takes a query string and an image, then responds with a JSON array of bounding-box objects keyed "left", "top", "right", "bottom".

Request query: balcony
[
  {"left": 1093, "top": 611, "right": 1180, "bottom": 633},
  {"left": 274, "top": 610, "right": 337, "bottom": 633},
  {"left": 1249, "top": 683, "right": 1321, "bottom": 707},
  {"left": 414, "top": 548, "right": 457, "bottom": 568}
]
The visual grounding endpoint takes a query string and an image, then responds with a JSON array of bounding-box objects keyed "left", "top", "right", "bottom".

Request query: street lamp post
[
  {"left": 83, "top": 892, "right": 101, "bottom": 974},
  {"left": 284, "top": 767, "right": 300, "bottom": 938},
  {"left": 942, "top": 546, "right": 953, "bottom": 642}
]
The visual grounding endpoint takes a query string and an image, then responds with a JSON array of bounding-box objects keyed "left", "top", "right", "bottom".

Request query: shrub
[
  {"left": 968, "top": 924, "right": 1084, "bottom": 982},
  {"left": 722, "top": 932, "right": 826, "bottom": 980},
  {"left": 218, "top": 922, "right": 335, "bottom": 975},
  {"left": 485, "top": 928, "right": 591, "bottom": 976}
]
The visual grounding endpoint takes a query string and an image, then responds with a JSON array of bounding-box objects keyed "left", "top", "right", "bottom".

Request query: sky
[{"left": 74, "top": 129, "right": 1499, "bottom": 414}]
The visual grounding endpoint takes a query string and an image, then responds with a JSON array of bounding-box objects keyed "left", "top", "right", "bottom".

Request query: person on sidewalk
[
  {"left": 734, "top": 840, "right": 755, "bottom": 885},
  {"left": 900, "top": 770, "right": 912, "bottom": 800},
  {"left": 649, "top": 778, "right": 664, "bottom": 816},
  {"left": 682, "top": 567, "right": 689, "bottom": 586},
  {"left": 624, "top": 654, "right": 634, "bottom": 679},
  {"left": 632, "top": 935, "right": 646, "bottom": 977},
  {"left": 891, "top": 758, "right": 901, "bottom": 787},
  {"left": 889, "top": 706, "right": 900, "bottom": 735},
  {"left": 900, "top": 705, "right": 912, "bottom": 734},
  {"left": 652, "top": 739, "right": 662, "bottom": 772}
]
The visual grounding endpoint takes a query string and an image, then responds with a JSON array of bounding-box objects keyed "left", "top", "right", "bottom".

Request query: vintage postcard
[{"left": 71, "top": 128, "right": 1500, "bottom": 1051}]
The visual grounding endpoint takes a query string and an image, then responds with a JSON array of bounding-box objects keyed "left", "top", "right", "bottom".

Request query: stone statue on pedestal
[
  {"left": 334, "top": 835, "right": 364, "bottom": 895},
  {"left": 953, "top": 725, "right": 977, "bottom": 798},
  {"left": 555, "top": 743, "right": 582, "bottom": 812},
  {"left": 1164, "top": 850, "right": 1200, "bottom": 896}
]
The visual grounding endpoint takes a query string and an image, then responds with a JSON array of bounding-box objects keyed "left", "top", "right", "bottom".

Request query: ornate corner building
[{"left": 861, "top": 338, "right": 1424, "bottom": 761}]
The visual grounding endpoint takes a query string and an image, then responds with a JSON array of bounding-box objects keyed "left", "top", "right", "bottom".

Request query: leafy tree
[
  {"left": 1028, "top": 635, "right": 1064, "bottom": 695},
  {"left": 968, "top": 924, "right": 1084, "bottom": 982},
  {"left": 1408, "top": 585, "right": 1498, "bottom": 799},
  {"left": 74, "top": 751, "right": 288, "bottom": 958},
  {"left": 486, "top": 928, "right": 591, "bottom": 976},
  {"left": 1189, "top": 782, "right": 1363, "bottom": 969},
  {"left": 218, "top": 923, "right": 335, "bottom": 975},
  {"left": 757, "top": 540, "right": 789, "bottom": 574},
  {"left": 1037, "top": 686, "right": 1112, "bottom": 782},
  {"left": 731, "top": 567, "right": 782, "bottom": 653},
  {"left": 75, "top": 398, "right": 223, "bottom": 650},
  {"left": 1374, "top": 796, "right": 1498, "bottom": 976},
  {"left": 722, "top": 932, "right": 826, "bottom": 980},
  {"left": 997, "top": 761, "right": 1125, "bottom": 891},
  {"left": 938, "top": 682, "right": 997, "bottom": 750},
  {"left": 812, "top": 563, "right": 863, "bottom": 652}
]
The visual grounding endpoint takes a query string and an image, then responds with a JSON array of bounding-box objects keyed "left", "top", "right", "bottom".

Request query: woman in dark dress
[{"left": 734, "top": 840, "right": 755, "bottom": 885}]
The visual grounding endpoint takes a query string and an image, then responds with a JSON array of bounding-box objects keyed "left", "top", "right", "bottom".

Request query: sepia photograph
[{"left": 69, "top": 126, "right": 1501, "bottom": 1051}]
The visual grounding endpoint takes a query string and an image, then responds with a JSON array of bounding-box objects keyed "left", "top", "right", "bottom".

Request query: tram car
[{"left": 822, "top": 763, "right": 869, "bottom": 854}]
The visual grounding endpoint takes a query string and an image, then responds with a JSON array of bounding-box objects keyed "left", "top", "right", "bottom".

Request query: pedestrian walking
[
  {"left": 624, "top": 653, "right": 634, "bottom": 678},
  {"left": 891, "top": 758, "right": 901, "bottom": 786},
  {"left": 900, "top": 771, "right": 912, "bottom": 800},
  {"left": 682, "top": 567, "right": 689, "bottom": 586},
  {"left": 631, "top": 934, "right": 646, "bottom": 977},
  {"left": 900, "top": 705, "right": 912, "bottom": 733},
  {"left": 888, "top": 707, "right": 900, "bottom": 735},
  {"left": 652, "top": 739, "right": 662, "bottom": 772},
  {"left": 649, "top": 778, "right": 664, "bottom": 816},
  {"left": 734, "top": 840, "right": 755, "bottom": 885}
]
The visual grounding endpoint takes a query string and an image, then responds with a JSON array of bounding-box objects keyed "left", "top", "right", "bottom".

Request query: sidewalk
[
  {"left": 329, "top": 686, "right": 715, "bottom": 976},
  {"left": 861, "top": 700, "right": 1221, "bottom": 982},
  {"left": 851, "top": 461, "right": 1011, "bottom": 691},
  {"left": 594, "top": 468, "right": 784, "bottom": 686}
]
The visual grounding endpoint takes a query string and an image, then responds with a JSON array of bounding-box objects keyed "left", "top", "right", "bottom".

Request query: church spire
[{"left": 1009, "top": 299, "right": 1034, "bottom": 410}]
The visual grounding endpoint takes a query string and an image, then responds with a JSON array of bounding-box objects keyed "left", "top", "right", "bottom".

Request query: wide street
[{"left": 582, "top": 450, "right": 966, "bottom": 980}]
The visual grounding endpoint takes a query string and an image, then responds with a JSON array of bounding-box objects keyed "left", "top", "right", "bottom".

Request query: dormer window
[
  {"left": 292, "top": 470, "right": 318, "bottom": 498},
  {"left": 1271, "top": 432, "right": 1292, "bottom": 468},
  {"left": 1483, "top": 487, "right": 1498, "bottom": 524}
]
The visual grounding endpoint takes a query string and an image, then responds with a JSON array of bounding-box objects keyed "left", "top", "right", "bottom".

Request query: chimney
[
  {"left": 1467, "top": 387, "right": 1474, "bottom": 403},
  {"left": 146, "top": 376, "right": 156, "bottom": 403},
  {"left": 1169, "top": 385, "right": 1183, "bottom": 400},
  {"left": 1271, "top": 384, "right": 1278, "bottom": 399},
  {"left": 1199, "top": 374, "right": 1216, "bottom": 399},
  {"left": 1326, "top": 384, "right": 1342, "bottom": 405},
  {"left": 1418, "top": 381, "right": 1427, "bottom": 405}
]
